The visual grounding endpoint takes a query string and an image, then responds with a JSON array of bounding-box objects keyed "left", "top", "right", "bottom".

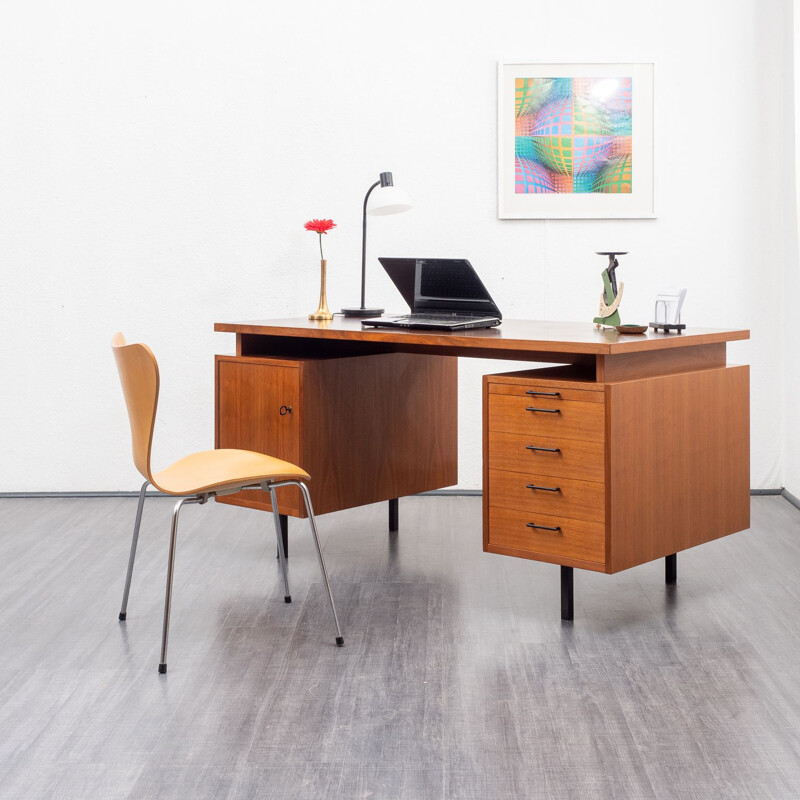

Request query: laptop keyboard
[{"left": 392, "top": 313, "right": 487, "bottom": 323}]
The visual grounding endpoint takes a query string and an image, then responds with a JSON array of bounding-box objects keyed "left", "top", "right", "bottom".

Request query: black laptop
[{"left": 361, "top": 258, "right": 502, "bottom": 331}]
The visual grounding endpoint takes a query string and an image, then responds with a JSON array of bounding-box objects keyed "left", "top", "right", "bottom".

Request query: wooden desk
[{"left": 214, "top": 318, "right": 750, "bottom": 618}]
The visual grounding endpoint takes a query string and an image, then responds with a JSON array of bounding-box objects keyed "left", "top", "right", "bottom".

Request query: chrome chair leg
[
  {"left": 267, "top": 486, "right": 291, "bottom": 603},
  {"left": 119, "top": 480, "right": 149, "bottom": 621},
  {"left": 297, "top": 482, "right": 344, "bottom": 647},
  {"left": 159, "top": 495, "right": 203, "bottom": 674}
]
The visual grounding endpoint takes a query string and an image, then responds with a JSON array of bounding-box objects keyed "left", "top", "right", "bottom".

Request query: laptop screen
[
  {"left": 377, "top": 257, "right": 502, "bottom": 318},
  {"left": 417, "top": 260, "right": 488, "bottom": 302},
  {"left": 413, "top": 259, "right": 499, "bottom": 315}
]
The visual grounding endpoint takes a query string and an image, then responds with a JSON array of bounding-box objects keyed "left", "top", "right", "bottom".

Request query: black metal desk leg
[
  {"left": 561, "top": 566, "right": 574, "bottom": 620},
  {"left": 276, "top": 513, "right": 289, "bottom": 559},
  {"left": 665, "top": 553, "right": 677, "bottom": 585},
  {"left": 389, "top": 498, "right": 399, "bottom": 532}
]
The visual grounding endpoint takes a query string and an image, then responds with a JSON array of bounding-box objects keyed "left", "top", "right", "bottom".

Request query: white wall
[
  {"left": 786, "top": 0, "right": 800, "bottom": 499},
  {"left": 0, "top": 0, "right": 790, "bottom": 492}
]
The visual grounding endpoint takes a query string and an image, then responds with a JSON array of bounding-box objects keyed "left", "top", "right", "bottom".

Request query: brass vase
[{"left": 309, "top": 258, "right": 333, "bottom": 321}]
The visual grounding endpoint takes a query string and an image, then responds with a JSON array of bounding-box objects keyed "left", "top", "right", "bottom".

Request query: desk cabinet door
[{"left": 216, "top": 358, "right": 301, "bottom": 513}]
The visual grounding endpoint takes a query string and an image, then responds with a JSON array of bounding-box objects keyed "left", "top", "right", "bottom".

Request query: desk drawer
[
  {"left": 488, "top": 469, "right": 605, "bottom": 523},
  {"left": 488, "top": 431, "right": 605, "bottom": 483},
  {"left": 488, "top": 506, "right": 605, "bottom": 565},
  {"left": 488, "top": 394, "right": 604, "bottom": 442},
  {"left": 488, "top": 383, "right": 603, "bottom": 404}
]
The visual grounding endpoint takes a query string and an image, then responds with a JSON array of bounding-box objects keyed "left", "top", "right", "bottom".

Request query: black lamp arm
[{"left": 360, "top": 180, "right": 381, "bottom": 309}]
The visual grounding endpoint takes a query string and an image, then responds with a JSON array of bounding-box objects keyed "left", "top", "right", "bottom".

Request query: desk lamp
[{"left": 341, "top": 172, "right": 412, "bottom": 317}]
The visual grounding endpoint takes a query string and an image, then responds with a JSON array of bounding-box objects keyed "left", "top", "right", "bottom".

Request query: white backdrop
[
  {"left": 787, "top": 0, "right": 800, "bottom": 499},
  {"left": 0, "top": 0, "right": 793, "bottom": 492}
]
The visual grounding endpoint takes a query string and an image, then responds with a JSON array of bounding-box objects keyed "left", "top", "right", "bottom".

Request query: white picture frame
[{"left": 498, "top": 61, "right": 655, "bottom": 219}]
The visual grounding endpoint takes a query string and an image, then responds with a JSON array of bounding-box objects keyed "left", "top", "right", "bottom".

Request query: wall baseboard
[
  {"left": 0, "top": 488, "right": 789, "bottom": 500},
  {"left": 0, "top": 491, "right": 165, "bottom": 499},
  {"left": 418, "top": 489, "right": 483, "bottom": 497},
  {"left": 782, "top": 489, "right": 800, "bottom": 511}
]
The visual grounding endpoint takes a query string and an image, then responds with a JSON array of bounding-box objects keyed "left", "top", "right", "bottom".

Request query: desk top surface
[
  {"left": 214, "top": 316, "right": 750, "bottom": 355},
  {"left": 214, "top": 318, "right": 749, "bottom": 356}
]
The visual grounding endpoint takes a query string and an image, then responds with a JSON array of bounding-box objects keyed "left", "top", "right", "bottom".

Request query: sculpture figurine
[{"left": 593, "top": 251, "right": 626, "bottom": 328}]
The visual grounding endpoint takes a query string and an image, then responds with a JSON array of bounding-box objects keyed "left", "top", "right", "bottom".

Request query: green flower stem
[{"left": 318, "top": 233, "right": 324, "bottom": 260}]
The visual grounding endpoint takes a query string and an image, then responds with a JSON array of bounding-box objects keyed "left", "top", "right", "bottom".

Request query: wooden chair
[{"left": 111, "top": 333, "right": 343, "bottom": 673}]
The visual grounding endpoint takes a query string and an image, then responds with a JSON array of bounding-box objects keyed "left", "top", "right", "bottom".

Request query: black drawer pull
[
  {"left": 525, "top": 390, "right": 561, "bottom": 397},
  {"left": 526, "top": 483, "right": 560, "bottom": 493},
  {"left": 526, "top": 445, "right": 561, "bottom": 453},
  {"left": 526, "top": 522, "right": 561, "bottom": 532},
  {"left": 526, "top": 406, "right": 561, "bottom": 414}
]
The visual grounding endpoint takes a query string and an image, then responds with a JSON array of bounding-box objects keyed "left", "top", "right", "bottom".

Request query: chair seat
[{"left": 152, "top": 448, "right": 310, "bottom": 496}]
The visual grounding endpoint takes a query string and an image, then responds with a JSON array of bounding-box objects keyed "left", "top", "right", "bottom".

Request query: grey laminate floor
[{"left": 1, "top": 495, "right": 800, "bottom": 799}]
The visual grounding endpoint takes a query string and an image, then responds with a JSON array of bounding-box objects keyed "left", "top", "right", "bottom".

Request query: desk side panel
[
  {"left": 302, "top": 353, "right": 458, "bottom": 514},
  {"left": 607, "top": 365, "right": 750, "bottom": 573}
]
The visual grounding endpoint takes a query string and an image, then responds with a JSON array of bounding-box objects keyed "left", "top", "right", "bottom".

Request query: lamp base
[{"left": 340, "top": 307, "right": 384, "bottom": 317}]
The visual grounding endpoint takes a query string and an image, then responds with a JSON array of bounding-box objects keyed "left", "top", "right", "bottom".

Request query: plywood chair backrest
[{"left": 111, "top": 332, "right": 159, "bottom": 482}]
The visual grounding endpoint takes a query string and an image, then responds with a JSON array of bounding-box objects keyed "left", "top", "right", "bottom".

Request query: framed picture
[{"left": 498, "top": 62, "right": 654, "bottom": 219}]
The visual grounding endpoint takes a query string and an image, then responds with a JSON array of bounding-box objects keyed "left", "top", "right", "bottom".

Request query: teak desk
[{"left": 214, "top": 318, "right": 750, "bottom": 619}]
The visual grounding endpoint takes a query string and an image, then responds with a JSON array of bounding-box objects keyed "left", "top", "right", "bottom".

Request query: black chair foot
[
  {"left": 666, "top": 553, "right": 677, "bottom": 585},
  {"left": 118, "top": 612, "right": 127, "bottom": 621},
  {"left": 284, "top": 595, "right": 292, "bottom": 604},
  {"left": 335, "top": 636, "right": 345, "bottom": 647},
  {"left": 389, "top": 498, "right": 399, "bottom": 532},
  {"left": 158, "top": 663, "right": 167, "bottom": 674},
  {"left": 561, "top": 566, "right": 574, "bottom": 621}
]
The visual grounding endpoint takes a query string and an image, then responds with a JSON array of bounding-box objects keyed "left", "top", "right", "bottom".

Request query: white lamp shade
[{"left": 367, "top": 185, "right": 413, "bottom": 216}]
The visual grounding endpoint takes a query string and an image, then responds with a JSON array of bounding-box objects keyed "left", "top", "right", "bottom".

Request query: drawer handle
[
  {"left": 526, "top": 522, "right": 561, "bottom": 532},
  {"left": 526, "top": 483, "right": 560, "bottom": 493},
  {"left": 526, "top": 406, "right": 561, "bottom": 414},
  {"left": 525, "top": 390, "right": 561, "bottom": 397},
  {"left": 525, "top": 445, "right": 561, "bottom": 453}
]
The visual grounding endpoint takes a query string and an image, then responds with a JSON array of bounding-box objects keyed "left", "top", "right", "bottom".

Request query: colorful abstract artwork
[
  {"left": 498, "top": 62, "right": 653, "bottom": 218},
  {"left": 514, "top": 77, "right": 632, "bottom": 194}
]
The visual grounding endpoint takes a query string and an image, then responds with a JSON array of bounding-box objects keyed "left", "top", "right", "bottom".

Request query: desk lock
[{"left": 279, "top": 405, "right": 292, "bottom": 416}]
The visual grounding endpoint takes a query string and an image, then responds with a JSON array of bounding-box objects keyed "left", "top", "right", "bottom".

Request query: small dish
[{"left": 615, "top": 324, "right": 648, "bottom": 334}]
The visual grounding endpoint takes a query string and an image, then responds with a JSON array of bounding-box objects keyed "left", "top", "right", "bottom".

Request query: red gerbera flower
[
  {"left": 305, "top": 218, "right": 336, "bottom": 260},
  {"left": 304, "top": 219, "right": 336, "bottom": 234}
]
